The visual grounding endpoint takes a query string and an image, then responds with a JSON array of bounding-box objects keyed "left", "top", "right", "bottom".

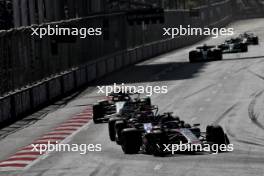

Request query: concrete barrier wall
[{"left": 0, "top": 0, "right": 233, "bottom": 126}]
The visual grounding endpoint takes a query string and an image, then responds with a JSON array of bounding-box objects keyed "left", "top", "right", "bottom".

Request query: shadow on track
[
  {"left": 223, "top": 55, "right": 264, "bottom": 61},
  {"left": 90, "top": 55, "right": 264, "bottom": 86},
  {"left": 92, "top": 61, "right": 208, "bottom": 86}
]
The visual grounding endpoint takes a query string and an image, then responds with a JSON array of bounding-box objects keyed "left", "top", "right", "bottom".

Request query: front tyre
[
  {"left": 240, "top": 43, "right": 248, "bottom": 52},
  {"left": 252, "top": 37, "right": 259, "bottom": 45},
  {"left": 189, "top": 51, "right": 198, "bottom": 63},
  {"left": 115, "top": 120, "right": 126, "bottom": 145},
  {"left": 121, "top": 128, "right": 142, "bottom": 154},
  {"left": 108, "top": 117, "right": 122, "bottom": 141},
  {"left": 93, "top": 104, "right": 103, "bottom": 124},
  {"left": 206, "top": 125, "right": 229, "bottom": 146}
]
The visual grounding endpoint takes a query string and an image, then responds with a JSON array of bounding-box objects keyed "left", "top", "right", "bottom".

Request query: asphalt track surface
[{"left": 1, "top": 18, "right": 264, "bottom": 176}]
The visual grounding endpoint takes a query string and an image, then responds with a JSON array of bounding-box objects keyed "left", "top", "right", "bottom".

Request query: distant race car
[
  {"left": 117, "top": 112, "right": 230, "bottom": 155},
  {"left": 189, "top": 45, "right": 222, "bottom": 63},
  {"left": 218, "top": 38, "right": 248, "bottom": 53},
  {"left": 239, "top": 32, "right": 259, "bottom": 45},
  {"left": 92, "top": 92, "right": 151, "bottom": 124}
]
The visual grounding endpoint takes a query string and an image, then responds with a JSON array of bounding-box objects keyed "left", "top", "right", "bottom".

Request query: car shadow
[
  {"left": 91, "top": 61, "right": 208, "bottom": 86},
  {"left": 90, "top": 55, "right": 264, "bottom": 86},
  {"left": 223, "top": 55, "right": 264, "bottom": 61}
]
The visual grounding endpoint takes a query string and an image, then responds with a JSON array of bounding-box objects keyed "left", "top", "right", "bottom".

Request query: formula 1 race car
[
  {"left": 108, "top": 105, "right": 160, "bottom": 143},
  {"left": 189, "top": 45, "right": 222, "bottom": 63},
  {"left": 115, "top": 112, "right": 230, "bottom": 156},
  {"left": 92, "top": 92, "right": 151, "bottom": 123},
  {"left": 239, "top": 32, "right": 259, "bottom": 45},
  {"left": 218, "top": 38, "right": 248, "bottom": 53}
]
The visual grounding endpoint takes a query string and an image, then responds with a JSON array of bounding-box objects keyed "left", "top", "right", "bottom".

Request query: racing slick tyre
[
  {"left": 213, "top": 49, "right": 223, "bottom": 60},
  {"left": 241, "top": 43, "right": 248, "bottom": 52},
  {"left": 121, "top": 128, "right": 142, "bottom": 154},
  {"left": 115, "top": 120, "right": 127, "bottom": 145},
  {"left": 93, "top": 104, "right": 103, "bottom": 124},
  {"left": 252, "top": 37, "right": 259, "bottom": 45},
  {"left": 108, "top": 117, "right": 122, "bottom": 141},
  {"left": 189, "top": 51, "right": 198, "bottom": 63},
  {"left": 224, "top": 134, "right": 230, "bottom": 145},
  {"left": 206, "top": 125, "right": 229, "bottom": 146},
  {"left": 144, "top": 131, "right": 166, "bottom": 156}
]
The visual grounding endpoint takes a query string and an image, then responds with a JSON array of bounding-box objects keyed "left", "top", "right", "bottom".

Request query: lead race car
[
  {"left": 238, "top": 32, "right": 259, "bottom": 45},
  {"left": 218, "top": 38, "right": 248, "bottom": 53},
  {"left": 92, "top": 92, "right": 151, "bottom": 123},
  {"left": 115, "top": 112, "right": 230, "bottom": 156},
  {"left": 189, "top": 44, "right": 222, "bottom": 63}
]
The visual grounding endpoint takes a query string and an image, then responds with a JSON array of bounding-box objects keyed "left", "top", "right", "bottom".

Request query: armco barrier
[
  {"left": 0, "top": 97, "right": 12, "bottom": 124},
  {"left": 115, "top": 54, "right": 123, "bottom": 69},
  {"left": 106, "top": 56, "right": 115, "bottom": 73},
  {"left": 31, "top": 82, "right": 48, "bottom": 109},
  {"left": 13, "top": 89, "right": 31, "bottom": 118},
  {"left": 96, "top": 60, "right": 107, "bottom": 78},
  {"left": 129, "top": 50, "right": 137, "bottom": 64},
  {"left": 123, "top": 52, "right": 130, "bottom": 66},
  {"left": 62, "top": 72, "right": 76, "bottom": 94},
  {"left": 136, "top": 47, "right": 143, "bottom": 62},
  {"left": 75, "top": 67, "right": 87, "bottom": 88},
  {"left": 0, "top": 1, "right": 233, "bottom": 126},
  {"left": 87, "top": 63, "right": 97, "bottom": 82},
  {"left": 48, "top": 77, "right": 63, "bottom": 101}
]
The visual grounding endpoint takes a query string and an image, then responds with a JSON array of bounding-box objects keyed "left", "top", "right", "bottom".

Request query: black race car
[
  {"left": 239, "top": 32, "right": 259, "bottom": 45},
  {"left": 93, "top": 92, "right": 151, "bottom": 123},
  {"left": 108, "top": 105, "right": 159, "bottom": 143},
  {"left": 218, "top": 38, "right": 248, "bottom": 53},
  {"left": 189, "top": 45, "right": 222, "bottom": 63},
  {"left": 114, "top": 112, "right": 230, "bottom": 156}
]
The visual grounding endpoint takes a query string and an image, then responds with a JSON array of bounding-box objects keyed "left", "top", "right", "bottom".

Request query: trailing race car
[
  {"left": 239, "top": 32, "right": 259, "bottom": 45},
  {"left": 189, "top": 45, "right": 222, "bottom": 63},
  {"left": 218, "top": 38, "right": 248, "bottom": 53},
  {"left": 115, "top": 113, "right": 230, "bottom": 156},
  {"left": 93, "top": 92, "right": 151, "bottom": 123}
]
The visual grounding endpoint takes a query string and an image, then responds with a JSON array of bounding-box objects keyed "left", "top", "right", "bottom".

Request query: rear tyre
[
  {"left": 93, "top": 104, "right": 103, "bottom": 124},
  {"left": 144, "top": 131, "right": 166, "bottom": 156},
  {"left": 224, "top": 134, "right": 230, "bottom": 145},
  {"left": 241, "top": 43, "right": 248, "bottom": 52},
  {"left": 252, "top": 37, "right": 259, "bottom": 45},
  {"left": 213, "top": 49, "right": 223, "bottom": 60},
  {"left": 108, "top": 117, "right": 122, "bottom": 141},
  {"left": 206, "top": 125, "right": 228, "bottom": 145},
  {"left": 121, "top": 128, "right": 141, "bottom": 154},
  {"left": 115, "top": 120, "right": 126, "bottom": 145},
  {"left": 189, "top": 51, "right": 198, "bottom": 63}
]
